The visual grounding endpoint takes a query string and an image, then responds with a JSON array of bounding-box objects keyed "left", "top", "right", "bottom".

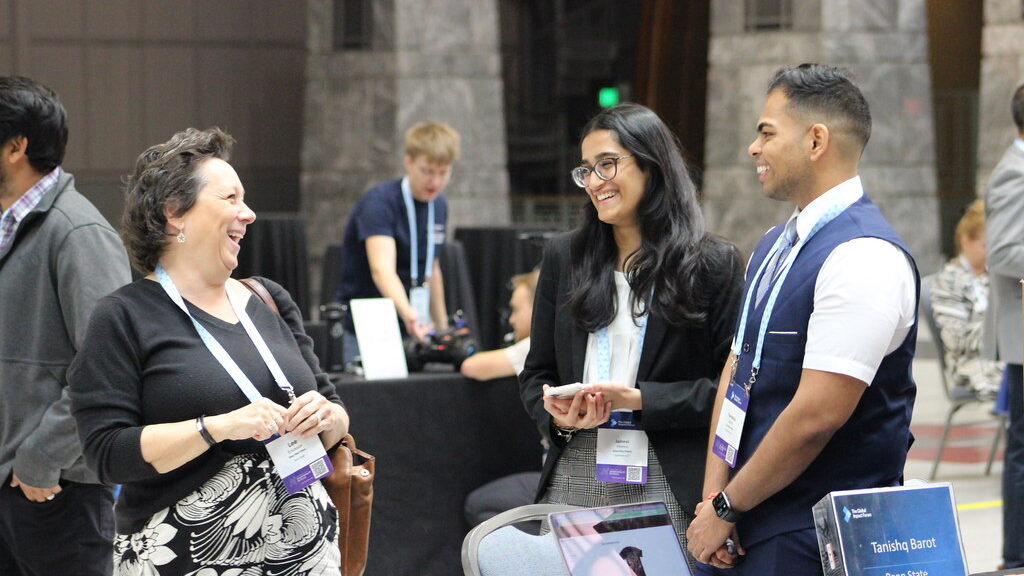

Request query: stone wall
[
  {"left": 705, "top": 0, "right": 940, "bottom": 272},
  {"left": 978, "top": 0, "right": 1024, "bottom": 192},
  {"left": 301, "top": 0, "right": 510, "bottom": 309}
]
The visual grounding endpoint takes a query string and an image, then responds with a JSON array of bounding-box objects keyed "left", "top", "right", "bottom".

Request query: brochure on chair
[{"left": 813, "top": 483, "right": 969, "bottom": 576}]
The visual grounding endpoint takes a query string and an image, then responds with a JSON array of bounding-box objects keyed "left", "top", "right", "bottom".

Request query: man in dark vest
[{"left": 687, "top": 63, "right": 919, "bottom": 575}]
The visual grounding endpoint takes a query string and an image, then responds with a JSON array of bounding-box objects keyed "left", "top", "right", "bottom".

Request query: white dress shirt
[{"left": 770, "top": 176, "right": 916, "bottom": 385}]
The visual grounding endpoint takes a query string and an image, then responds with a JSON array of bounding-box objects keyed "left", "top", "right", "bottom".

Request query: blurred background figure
[
  {"left": 0, "top": 75, "right": 130, "bottom": 576},
  {"left": 334, "top": 122, "right": 460, "bottom": 367},
  {"left": 460, "top": 269, "right": 539, "bottom": 381},
  {"left": 462, "top": 269, "right": 542, "bottom": 527},
  {"left": 932, "top": 199, "right": 1002, "bottom": 399},
  {"left": 983, "top": 81, "right": 1024, "bottom": 571}
]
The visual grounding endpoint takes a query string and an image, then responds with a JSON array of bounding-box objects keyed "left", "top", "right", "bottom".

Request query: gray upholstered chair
[{"left": 461, "top": 503, "right": 577, "bottom": 576}]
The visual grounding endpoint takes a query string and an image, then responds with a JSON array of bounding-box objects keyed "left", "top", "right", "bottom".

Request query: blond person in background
[
  {"left": 335, "top": 122, "right": 460, "bottom": 366},
  {"left": 461, "top": 269, "right": 539, "bottom": 381},
  {"left": 931, "top": 199, "right": 1002, "bottom": 399}
]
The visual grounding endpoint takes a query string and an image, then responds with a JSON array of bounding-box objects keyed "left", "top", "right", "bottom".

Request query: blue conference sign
[{"left": 832, "top": 485, "right": 967, "bottom": 576}]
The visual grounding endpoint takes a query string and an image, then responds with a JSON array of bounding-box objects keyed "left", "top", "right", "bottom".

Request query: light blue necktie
[{"left": 755, "top": 219, "right": 798, "bottom": 307}]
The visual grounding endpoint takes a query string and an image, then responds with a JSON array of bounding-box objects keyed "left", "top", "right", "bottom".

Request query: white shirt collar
[{"left": 785, "top": 175, "right": 863, "bottom": 241}]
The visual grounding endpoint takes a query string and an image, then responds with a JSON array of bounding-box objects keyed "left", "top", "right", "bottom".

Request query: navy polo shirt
[{"left": 335, "top": 178, "right": 448, "bottom": 324}]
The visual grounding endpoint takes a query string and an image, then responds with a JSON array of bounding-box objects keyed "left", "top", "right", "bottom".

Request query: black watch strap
[{"left": 713, "top": 490, "right": 743, "bottom": 523}]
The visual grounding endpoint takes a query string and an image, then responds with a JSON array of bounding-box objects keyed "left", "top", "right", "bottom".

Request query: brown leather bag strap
[{"left": 238, "top": 277, "right": 279, "bottom": 315}]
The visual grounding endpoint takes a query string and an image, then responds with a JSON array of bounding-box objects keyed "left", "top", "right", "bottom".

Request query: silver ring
[
  {"left": 314, "top": 413, "right": 321, "bottom": 425},
  {"left": 45, "top": 494, "right": 55, "bottom": 501},
  {"left": 265, "top": 422, "right": 277, "bottom": 433}
]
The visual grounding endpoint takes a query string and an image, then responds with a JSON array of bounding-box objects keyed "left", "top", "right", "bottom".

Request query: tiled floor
[{"left": 911, "top": 325, "right": 1005, "bottom": 574}]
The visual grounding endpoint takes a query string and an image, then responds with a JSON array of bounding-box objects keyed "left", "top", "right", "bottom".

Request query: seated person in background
[
  {"left": 335, "top": 121, "right": 460, "bottom": 366},
  {"left": 463, "top": 270, "right": 542, "bottom": 526},
  {"left": 933, "top": 199, "right": 1003, "bottom": 399},
  {"left": 460, "top": 269, "right": 539, "bottom": 381}
]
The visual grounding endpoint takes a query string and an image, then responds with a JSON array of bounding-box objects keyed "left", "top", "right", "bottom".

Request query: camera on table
[{"left": 404, "top": 311, "right": 478, "bottom": 372}]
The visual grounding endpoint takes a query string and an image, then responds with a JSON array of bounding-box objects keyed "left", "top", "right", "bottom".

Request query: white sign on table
[{"left": 351, "top": 298, "right": 409, "bottom": 380}]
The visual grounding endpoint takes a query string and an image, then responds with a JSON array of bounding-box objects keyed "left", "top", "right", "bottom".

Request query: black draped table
[{"left": 331, "top": 370, "right": 544, "bottom": 576}]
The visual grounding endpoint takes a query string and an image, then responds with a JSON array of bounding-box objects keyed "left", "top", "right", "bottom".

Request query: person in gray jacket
[
  {"left": 983, "top": 81, "right": 1024, "bottom": 570},
  {"left": 0, "top": 76, "right": 130, "bottom": 576}
]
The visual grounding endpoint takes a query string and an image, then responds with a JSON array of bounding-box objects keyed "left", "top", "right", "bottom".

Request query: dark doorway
[
  {"left": 927, "top": 0, "right": 983, "bottom": 259},
  {"left": 498, "top": 0, "right": 711, "bottom": 226}
]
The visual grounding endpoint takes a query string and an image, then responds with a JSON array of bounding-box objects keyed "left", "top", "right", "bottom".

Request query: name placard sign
[{"left": 813, "top": 483, "right": 969, "bottom": 576}]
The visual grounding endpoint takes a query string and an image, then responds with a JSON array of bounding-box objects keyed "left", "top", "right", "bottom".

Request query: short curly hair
[{"left": 121, "top": 127, "right": 235, "bottom": 272}]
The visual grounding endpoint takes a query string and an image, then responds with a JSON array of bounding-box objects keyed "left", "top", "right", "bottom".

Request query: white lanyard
[
  {"left": 155, "top": 265, "right": 296, "bottom": 404},
  {"left": 730, "top": 203, "right": 846, "bottom": 389},
  {"left": 401, "top": 177, "right": 435, "bottom": 288}
]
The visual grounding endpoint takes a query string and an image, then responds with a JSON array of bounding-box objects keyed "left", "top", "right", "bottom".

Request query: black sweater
[{"left": 68, "top": 277, "right": 342, "bottom": 534}]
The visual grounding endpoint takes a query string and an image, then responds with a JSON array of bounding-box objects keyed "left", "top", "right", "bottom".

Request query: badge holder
[
  {"left": 155, "top": 265, "right": 332, "bottom": 495},
  {"left": 596, "top": 410, "right": 649, "bottom": 484}
]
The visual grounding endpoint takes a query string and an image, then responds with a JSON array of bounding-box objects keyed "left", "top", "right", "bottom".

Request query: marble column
[
  {"left": 704, "top": 0, "right": 940, "bottom": 272},
  {"left": 978, "top": 0, "right": 1024, "bottom": 192},
  {"left": 301, "top": 0, "right": 510, "bottom": 309}
]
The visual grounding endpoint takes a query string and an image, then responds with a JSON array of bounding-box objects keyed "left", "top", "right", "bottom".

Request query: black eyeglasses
[{"left": 571, "top": 155, "right": 632, "bottom": 188}]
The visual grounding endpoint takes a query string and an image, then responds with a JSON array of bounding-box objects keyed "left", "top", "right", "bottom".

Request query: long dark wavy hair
[{"left": 567, "top": 103, "right": 716, "bottom": 330}]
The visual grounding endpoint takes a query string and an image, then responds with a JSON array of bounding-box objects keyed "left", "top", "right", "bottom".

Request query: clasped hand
[
  {"left": 687, "top": 500, "right": 744, "bottom": 569},
  {"left": 211, "top": 393, "right": 340, "bottom": 442},
  {"left": 541, "top": 382, "right": 641, "bottom": 430}
]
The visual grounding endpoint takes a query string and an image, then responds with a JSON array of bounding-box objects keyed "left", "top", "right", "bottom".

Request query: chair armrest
[{"left": 462, "top": 503, "right": 580, "bottom": 576}]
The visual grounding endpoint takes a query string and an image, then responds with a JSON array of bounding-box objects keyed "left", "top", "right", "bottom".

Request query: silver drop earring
[{"left": 176, "top": 230, "right": 186, "bottom": 243}]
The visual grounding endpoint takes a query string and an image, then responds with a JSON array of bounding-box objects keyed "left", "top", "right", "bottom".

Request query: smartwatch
[{"left": 712, "top": 490, "right": 742, "bottom": 523}]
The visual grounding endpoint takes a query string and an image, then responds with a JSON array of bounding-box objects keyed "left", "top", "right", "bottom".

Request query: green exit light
[{"left": 598, "top": 87, "right": 620, "bottom": 108}]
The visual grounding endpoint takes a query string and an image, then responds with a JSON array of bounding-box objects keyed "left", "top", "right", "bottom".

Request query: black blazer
[{"left": 519, "top": 233, "right": 745, "bottom": 510}]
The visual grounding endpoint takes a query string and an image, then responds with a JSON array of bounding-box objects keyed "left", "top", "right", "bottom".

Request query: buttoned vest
[{"left": 731, "top": 195, "right": 919, "bottom": 547}]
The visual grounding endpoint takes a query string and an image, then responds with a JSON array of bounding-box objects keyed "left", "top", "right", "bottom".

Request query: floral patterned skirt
[{"left": 113, "top": 454, "right": 341, "bottom": 576}]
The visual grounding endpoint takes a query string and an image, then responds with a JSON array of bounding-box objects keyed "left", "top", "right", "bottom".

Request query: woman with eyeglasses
[{"left": 519, "top": 103, "right": 745, "bottom": 566}]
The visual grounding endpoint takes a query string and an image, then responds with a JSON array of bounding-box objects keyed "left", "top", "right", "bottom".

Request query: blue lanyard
[
  {"left": 1015, "top": 139, "right": 1024, "bottom": 154},
  {"left": 594, "top": 302, "right": 650, "bottom": 384},
  {"left": 401, "top": 177, "right": 435, "bottom": 288},
  {"left": 731, "top": 204, "right": 846, "bottom": 389},
  {"left": 155, "top": 265, "right": 296, "bottom": 403}
]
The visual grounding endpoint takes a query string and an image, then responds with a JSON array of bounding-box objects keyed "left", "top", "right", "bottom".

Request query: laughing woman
[
  {"left": 69, "top": 128, "right": 347, "bottom": 575},
  {"left": 519, "top": 104, "right": 744, "bottom": 568}
]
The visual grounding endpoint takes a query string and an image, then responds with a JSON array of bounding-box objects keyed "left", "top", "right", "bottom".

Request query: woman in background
[
  {"left": 519, "top": 103, "right": 745, "bottom": 568},
  {"left": 932, "top": 198, "right": 1003, "bottom": 399},
  {"left": 69, "top": 128, "right": 347, "bottom": 575}
]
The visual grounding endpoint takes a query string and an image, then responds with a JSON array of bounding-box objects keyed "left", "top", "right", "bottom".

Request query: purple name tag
[
  {"left": 265, "top": 433, "right": 335, "bottom": 495},
  {"left": 281, "top": 454, "right": 334, "bottom": 494},
  {"left": 712, "top": 381, "right": 749, "bottom": 468},
  {"left": 596, "top": 411, "right": 648, "bottom": 484},
  {"left": 712, "top": 436, "right": 736, "bottom": 467},
  {"left": 596, "top": 463, "right": 648, "bottom": 484}
]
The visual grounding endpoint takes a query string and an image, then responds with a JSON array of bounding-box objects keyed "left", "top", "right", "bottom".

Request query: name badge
[
  {"left": 712, "top": 381, "right": 749, "bottom": 468},
  {"left": 265, "top": 432, "right": 333, "bottom": 494},
  {"left": 409, "top": 285, "right": 430, "bottom": 325},
  {"left": 596, "top": 410, "right": 648, "bottom": 484}
]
